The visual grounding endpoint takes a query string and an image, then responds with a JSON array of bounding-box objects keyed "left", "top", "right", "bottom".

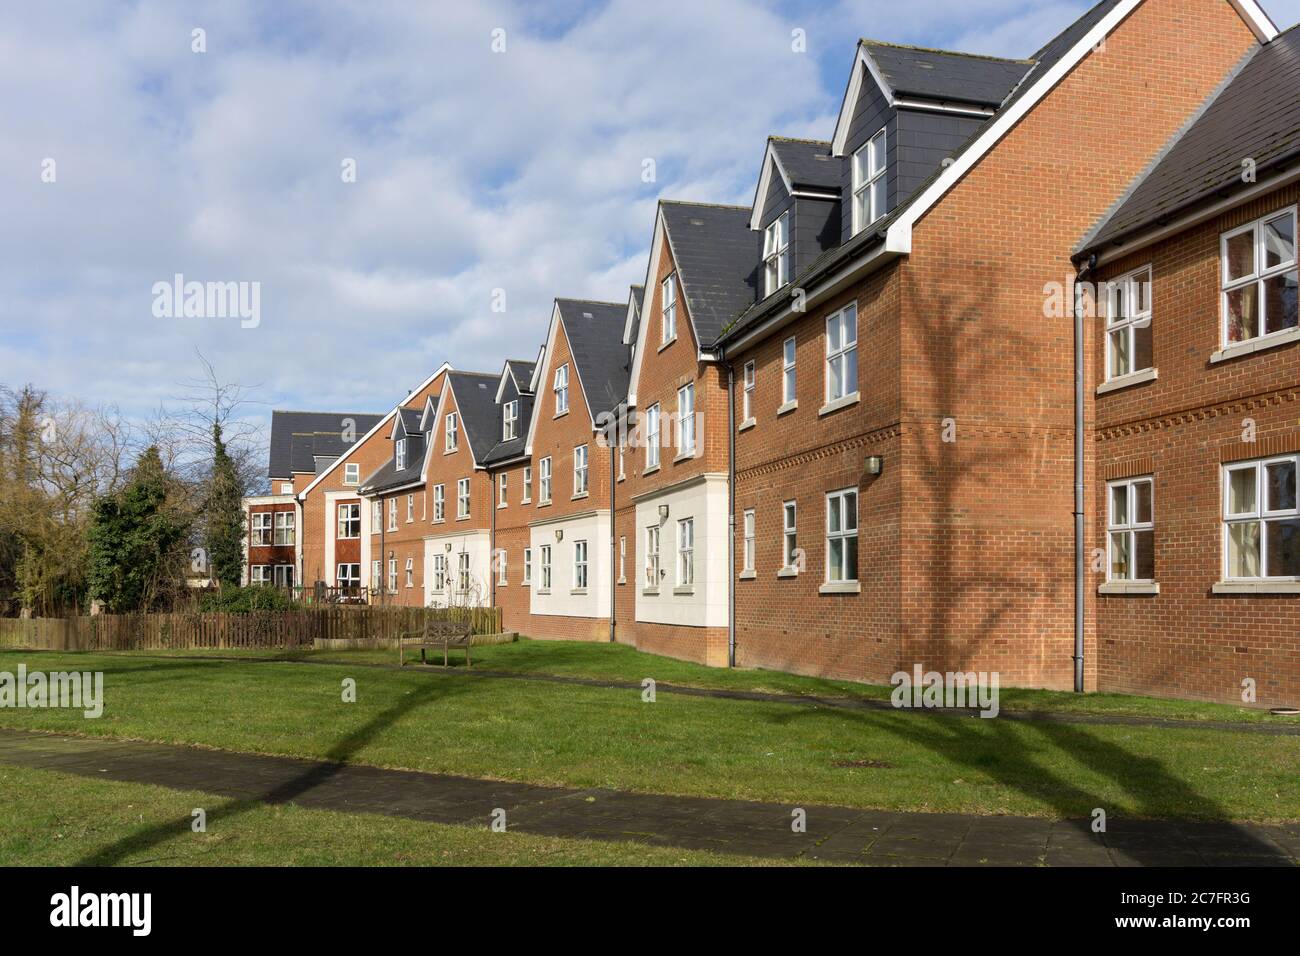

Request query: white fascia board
[
  {"left": 748, "top": 142, "right": 794, "bottom": 230},
  {"left": 626, "top": 208, "right": 667, "bottom": 409},
  {"left": 832, "top": 42, "right": 892, "bottom": 156},
  {"left": 622, "top": 288, "right": 641, "bottom": 345},
  {"left": 1231, "top": 0, "right": 1278, "bottom": 41},
  {"left": 296, "top": 361, "right": 452, "bottom": 501},
  {"left": 523, "top": 302, "right": 562, "bottom": 456},
  {"left": 417, "top": 394, "right": 438, "bottom": 432}
]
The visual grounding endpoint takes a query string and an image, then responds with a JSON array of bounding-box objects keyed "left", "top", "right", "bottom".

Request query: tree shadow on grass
[
  {"left": 763, "top": 702, "right": 1291, "bottom": 862},
  {"left": 75, "top": 672, "right": 464, "bottom": 866}
]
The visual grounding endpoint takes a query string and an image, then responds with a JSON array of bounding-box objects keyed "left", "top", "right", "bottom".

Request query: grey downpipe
[
  {"left": 726, "top": 360, "right": 736, "bottom": 668},
  {"left": 610, "top": 435, "right": 616, "bottom": 642},
  {"left": 1072, "top": 259, "right": 1094, "bottom": 693},
  {"left": 490, "top": 477, "right": 497, "bottom": 610}
]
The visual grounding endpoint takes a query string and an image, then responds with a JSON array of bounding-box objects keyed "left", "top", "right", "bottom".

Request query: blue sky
[{"left": 3, "top": 0, "right": 1297, "bottom": 437}]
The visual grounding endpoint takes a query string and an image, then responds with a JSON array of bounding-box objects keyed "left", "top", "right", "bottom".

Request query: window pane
[
  {"left": 870, "top": 178, "right": 885, "bottom": 222},
  {"left": 827, "top": 317, "right": 841, "bottom": 352},
  {"left": 1110, "top": 284, "right": 1127, "bottom": 323},
  {"left": 843, "top": 347, "right": 857, "bottom": 392},
  {"left": 1133, "top": 322, "right": 1152, "bottom": 371},
  {"left": 1134, "top": 529, "right": 1154, "bottom": 580},
  {"left": 1110, "top": 484, "right": 1128, "bottom": 526},
  {"left": 1265, "top": 518, "right": 1300, "bottom": 577},
  {"left": 1109, "top": 328, "right": 1130, "bottom": 376},
  {"left": 829, "top": 539, "right": 843, "bottom": 580},
  {"left": 1267, "top": 461, "right": 1297, "bottom": 512},
  {"left": 828, "top": 354, "right": 843, "bottom": 399},
  {"left": 1225, "top": 284, "right": 1258, "bottom": 342},
  {"left": 1110, "top": 530, "right": 1131, "bottom": 579},
  {"left": 843, "top": 536, "right": 858, "bottom": 581},
  {"left": 1228, "top": 467, "right": 1257, "bottom": 515},
  {"left": 1263, "top": 214, "right": 1296, "bottom": 269},
  {"left": 1225, "top": 230, "right": 1255, "bottom": 281},
  {"left": 1263, "top": 270, "right": 1298, "bottom": 335},
  {"left": 843, "top": 492, "right": 857, "bottom": 531},
  {"left": 1228, "top": 521, "right": 1261, "bottom": 577},
  {"left": 1133, "top": 272, "right": 1150, "bottom": 314},
  {"left": 1133, "top": 482, "right": 1152, "bottom": 525},
  {"left": 828, "top": 496, "right": 841, "bottom": 533}
]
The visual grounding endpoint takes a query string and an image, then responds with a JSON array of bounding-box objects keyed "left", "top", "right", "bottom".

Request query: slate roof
[
  {"left": 268, "top": 410, "right": 382, "bottom": 477},
  {"left": 863, "top": 40, "right": 1031, "bottom": 108},
  {"left": 483, "top": 366, "right": 537, "bottom": 465},
  {"left": 505, "top": 359, "right": 536, "bottom": 394},
  {"left": 625, "top": 285, "right": 645, "bottom": 347},
  {"left": 556, "top": 299, "right": 631, "bottom": 417},
  {"left": 445, "top": 371, "right": 502, "bottom": 464},
  {"left": 1080, "top": 23, "right": 1300, "bottom": 255},
  {"left": 660, "top": 201, "right": 762, "bottom": 345},
  {"left": 397, "top": 408, "right": 422, "bottom": 435},
  {"left": 715, "top": 0, "right": 1131, "bottom": 347},
  {"left": 770, "top": 137, "right": 842, "bottom": 191}
]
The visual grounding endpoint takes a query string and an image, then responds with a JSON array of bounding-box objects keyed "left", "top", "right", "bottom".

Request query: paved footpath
[{"left": 1, "top": 728, "right": 1296, "bottom": 866}]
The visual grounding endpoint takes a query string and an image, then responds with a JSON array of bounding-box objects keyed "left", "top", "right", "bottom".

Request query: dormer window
[
  {"left": 554, "top": 364, "right": 569, "bottom": 415},
  {"left": 763, "top": 212, "right": 790, "bottom": 297},
  {"left": 852, "top": 129, "right": 886, "bottom": 234},
  {"left": 445, "top": 412, "right": 458, "bottom": 451},
  {"left": 661, "top": 274, "right": 677, "bottom": 344},
  {"left": 395, "top": 438, "right": 407, "bottom": 470},
  {"left": 502, "top": 400, "right": 519, "bottom": 441}
]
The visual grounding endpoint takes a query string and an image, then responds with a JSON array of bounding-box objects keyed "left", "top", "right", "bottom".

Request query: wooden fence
[{"left": 0, "top": 605, "right": 504, "bottom": 652}]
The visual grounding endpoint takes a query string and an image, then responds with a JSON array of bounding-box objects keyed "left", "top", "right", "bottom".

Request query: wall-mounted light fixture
[
  {"left": 555, "top": 529, "right": 564, "bottom": 542},
  {"left": 658, "top": 504, "right": 670, "bottom": 522},
  {"left": 444, "top": 542, "right": 452, "bottom": 553},
  {"left": 865, "top": 455, "right": 884, "bottom": 477}
]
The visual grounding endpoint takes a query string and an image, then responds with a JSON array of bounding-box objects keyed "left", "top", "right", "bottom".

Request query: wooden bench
[{"left": 399, "top": 618, "right": 473, "bottom": 668}]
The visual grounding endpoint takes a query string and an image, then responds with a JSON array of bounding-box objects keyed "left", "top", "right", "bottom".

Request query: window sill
[
  {"left": 553, "top": 410, "right": 569, "bottom": 420},
  {"left": 572, "top": 491, "right": 589, "bottom": 501},
  {"left": 642, "top": 465, "right": 660, "bottom": 477},
  {"left": 738, "top": 418, "right": 756, "bottom": 433},
  {"left": 431, "top": 519, "right": 445, "bottom": 525},
  {"left": 819, "top": 392, "right": 860, "bottom": 417},
  {"left": 456, "top": 515, "right": 470, "bottom": 522},
  {"left": 1098, "top": 581, "right": 1160, "bottom": 595},
  {"left": 1210, "top": 326, "right": 1300, "bottom": 364},
  {"left": 673, "top": 586, "right": 695, "bottom": 596},
  {"left": 617, "top": 576, "right": 626, "bottom": 585},
  {"left": 776, "top": 567, "right": 799, "bottom": 579},
  {"left": 657, "top": 336, "right": 677, "bottom": 353},
  {"left": 672, "top": 449, "right": 697, "bottom": 464},
  {"left": 1212, "top": 580, "right": 1300, "bottom": 594},
  {"left": 537, "top": 500, "right": 552, "bottom": 508},
  {"left": 777, "top": 400, "right": 798, "bottom": 416},
  {"left": 497, "top": 503, "right": 507, "bottom": 510},
  {"left": 642, "top": 588, "right": 660, "bottom": 597},
  {"left": 739, "top": 570, "right": 757, "bottom": 580},
  {"left": 521, "top": 498, "right": 532, "bottom": 505},
  {"left": 819, "top": 581, "right": 860, "bottom": 595},
  {"left": 570, "top": 588, "right": 588, "bottom": 596},
  {"left": 1097, "top": 368, "right": 1157, "bottom": 395},
  {"left": 536, "top": 588, "right": 550, "bottom": 596},
  {"left": 443, "top": 448, "right": 457, "bottom": 456}
]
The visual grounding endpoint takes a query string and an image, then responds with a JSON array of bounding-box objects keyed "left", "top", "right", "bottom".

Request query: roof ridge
[
  {"left": 769, "top": 135, "right": 832, "bottom": 146},
  {"left": 556, "top": 297, "right": 626, "bottom": 307},
  {"left": 659, "top": 199, "right": 751, "bottom": 212},
  {"left": 272, "top": 409, "right": 379, "bottom": 416},
  {"left": 861, "top": 37, "right": 1034, "bottom": 65}
]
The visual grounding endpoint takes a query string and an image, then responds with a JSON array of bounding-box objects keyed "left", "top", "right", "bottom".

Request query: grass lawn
[
  {"left": 0, "top": 764, "right": 789, "bottom": 866},
  {"left": 112, "top": 638, "right": 1293, "bottom": 725},
  {"left": 0, "top": 648, "right": 1296, "bottom": 824}
]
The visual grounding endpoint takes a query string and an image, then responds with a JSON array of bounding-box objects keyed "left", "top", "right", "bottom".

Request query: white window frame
[
  {"left": 1221, "top": 206, "right": 1298, "bottom": 347},
  {"left": 763, "top": 212, "right": 790, "bottom": 297},
  {"left": 825, "top": 488, "right": 858, "bottom": 584},
  {"left": 273, "top": 510, "right": 295, "bottom": 546},
  {"left": 433, "top": 484, "right": 445, "bottom": 522},
  {"left": 742, "top": 510, "right": 755, "bottom": 573},
  {"left": 251, "top": 512, "right": 272, "bottom": 546},
  {"left": 783, "top": 500, "right": 797, "bottom": 570},
  {"left": 432, "top": 554, "right": 447, "bottom": 592},
  {"left": 619, "top": 535, "right": 627, "bottom": 583},
  {"left": 344, "top": 462, "right": 360, "bottom": 485},
  {"left": 457, "top": 552, "right": 471, "bottom": 593},
  {"left": 405, "top": 556, "right": 414, "bottom": 588},
  {"left": 457, "top": 477, "right": 470, "bottom": 519},
  {"left": 825, "top": 303, "right": 858, "bottom": 403},
  {"left": 540, "top": 544, "right": 552, "bottom": 592},
  {"left": 677, "top": 518, "right": 694, "bottom": 587},
  {"left": 1107, "top": 477, "right": 1155, "bottom": 582},
  {"left": 338, "top": 502, "right": 361, "bottom": 540},
  {"left": 574, "top": 444, "right": 589, "bottom": 495},
  {"left": 539, "top": 456, "right": 552, "bottom": 503},
  {"left": 554, "top": 364, "right": 569, "bottom": 415},
  {"left": 677, "top": 384, "right": 695, "bottom": 457},
  {"left": 273, "top": 564, "right": 294, "bottom": 589},
  {"left": 278, "top": 482, "right": 293, "bottom": 495},
  {"left": 371, "top": 499, "right": 382, "bottom": 532},
  {"left": 523, "top": 547, "right": 533, "bottom": 586},
  {"left": 372, "top": 558, "right": 382, "bottom": 588},
  {"left": 502, "top": 400, "right": 519, "bottom": 441},
  {"left": 522, "top": 465, "right": 533, "bottom": 503},
  {"left": 406, "top": 494, "right": 414, "bottom": 523},
  {"left": 498, "top": 473, "right": 508, "bottom": 507},
  {"left": 496, "top": 549, "right": 507, "bottom": 586},
  {"left": 573, "top": 540, "right": 588, "bottom": 591},
  {"left": 852, "top": 128, "right": 886, "bottom": 234},
  {"left": 395, "top": 438, "right": 407, "bottom": 470},
  {"left": 338, "top": 563, "right": 361, "bottom": 590},
  {"left": 782, "top": 336, "right": 797, "bottom": 405},
  {"left": 387, "top": 558, "right": 397, "bottom": 594},
  {"left": 445, "top": 413, "right": 458, "bottom": 452},
  {"left": 250, "top": 565, "right": 271, "bottom": 586},
  {"left": 645, "top": 403, "right": 661, "bottom": 469},
  {"left": 644, "top": 525, "right": 660, "bottom": 590},
  {"left": 661, "top": 274, "right": 678, "bottom": 344},
  {"left": 742, "top": 361, "right": 755, "bottom": 423},
  {"left": 387, "top": 497, "right": 398, "bottom": 532},
  {"left": 1222, "top": 454, "right": 1300, "bottom": 581},
  {"left": 1105, "top": 265, "right": 1153, "bottom": 381}
]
